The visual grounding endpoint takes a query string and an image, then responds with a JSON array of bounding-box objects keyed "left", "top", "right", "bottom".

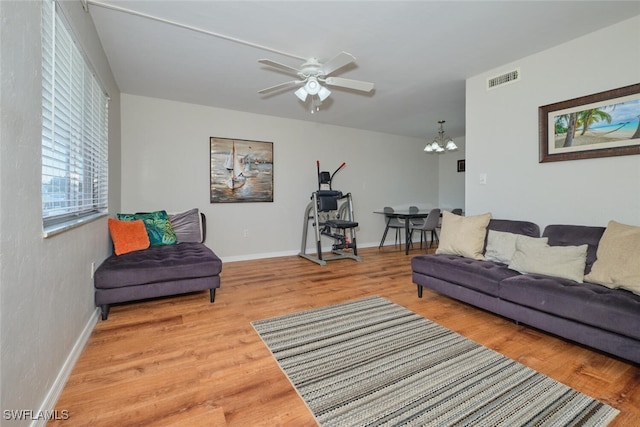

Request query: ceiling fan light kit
[
  {"left": 258, "top": 51, "right": 374, "bottom": 113},
  {"left": 424, "top": 120, "right": 458, "bottom": 153}
]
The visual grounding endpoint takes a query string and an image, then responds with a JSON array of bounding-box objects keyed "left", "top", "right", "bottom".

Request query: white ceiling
[{"left": 85, "top": 1, "right": 640, "bottom": 140}]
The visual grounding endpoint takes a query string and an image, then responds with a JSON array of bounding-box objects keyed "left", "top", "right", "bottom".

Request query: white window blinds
[{"left": 41, "top": 0, "right": 108, "bottom": 233}]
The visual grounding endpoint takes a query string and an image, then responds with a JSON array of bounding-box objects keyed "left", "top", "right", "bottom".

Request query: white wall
[
  {"left": 0, "top": 1, "right": 120, "bottom": 424},
  {"left": 121, "top": 94, "right": 442, "bottom": 260},
  {"left": 466, "top": 16, "right": 640, "bottom": 229}
]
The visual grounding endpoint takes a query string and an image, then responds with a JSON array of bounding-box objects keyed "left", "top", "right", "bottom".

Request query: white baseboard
[{"left": 30, "top": 308, "right": 100, "bottom": 427}]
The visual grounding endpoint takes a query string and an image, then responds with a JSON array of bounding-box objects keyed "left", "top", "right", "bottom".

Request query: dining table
[{"left": 374, "top": 209, "right": 431, "bottom": 255}]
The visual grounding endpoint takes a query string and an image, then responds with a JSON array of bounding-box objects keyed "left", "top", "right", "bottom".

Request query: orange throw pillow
[{"left": 108, "top": 218, "right": 150, "bottom": 255}]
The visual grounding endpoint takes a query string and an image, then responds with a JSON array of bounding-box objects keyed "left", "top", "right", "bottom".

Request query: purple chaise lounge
[{"left": 94, "top": 211, "right": 222, "bottom": 320}]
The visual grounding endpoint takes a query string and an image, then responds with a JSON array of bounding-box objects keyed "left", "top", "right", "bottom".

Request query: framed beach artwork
[
  {"left": 539, "top": 83, "right": 640, "bottom": 163},
  {"left": 210, "top": 137, "right": 274, "bottom": 203}
]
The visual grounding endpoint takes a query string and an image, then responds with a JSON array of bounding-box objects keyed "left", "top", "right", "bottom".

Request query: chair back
[
  {"left": 383, "top": 206, "right": 403, "bottom": 227},
  {"left": 424, "top": 208, "right": 441, "bottom": 229},
  {"left": 451, "top": 208, "right": 463, "bottom": 215},
  {"left": 409, "top": 206, "right": 419, "bottom": 214}
]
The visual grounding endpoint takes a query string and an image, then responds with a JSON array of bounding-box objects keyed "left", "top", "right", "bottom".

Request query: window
[{"left": 41, "top": 0, "right": 108, "bottom": 236}]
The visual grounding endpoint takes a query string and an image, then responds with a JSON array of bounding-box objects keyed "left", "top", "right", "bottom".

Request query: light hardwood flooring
[{"left": 50, "top": 245, "right": 640, "bottom": 426}]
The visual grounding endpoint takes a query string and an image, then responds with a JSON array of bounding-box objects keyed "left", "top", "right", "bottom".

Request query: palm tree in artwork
[
  {"left": 563, "top": 113, "right": 578, "bottom": 147},
  {"left": 577, "top": 108, "right": 612, "bottom": 136},
  {"left": 633, "top": 116, "right": 640, "bottom": 140}
]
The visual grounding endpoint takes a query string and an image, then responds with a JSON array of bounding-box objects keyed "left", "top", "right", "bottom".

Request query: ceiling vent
[{"left": 487, "top": 68, "right": 520, "bottom": 90}]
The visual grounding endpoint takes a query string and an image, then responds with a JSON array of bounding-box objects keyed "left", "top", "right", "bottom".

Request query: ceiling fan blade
[
  {"left": 258, "top": 80, "right": 304, "bottom": 94},
  {"left": 258, "top": 59, "right": 301, "bottom": 76},
  {"left": 321, "top": 51, "right": 356, "bottom": 76},
  {"left": 324, "top": 76, "right": 374, "bottom": 93}
]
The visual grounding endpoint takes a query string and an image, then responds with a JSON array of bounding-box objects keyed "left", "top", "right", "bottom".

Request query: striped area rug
[{"left": 252, "top": 296, "right": 618, "bottom": 426}]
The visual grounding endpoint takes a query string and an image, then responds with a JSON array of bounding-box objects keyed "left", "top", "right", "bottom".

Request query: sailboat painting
[{"left": 210, "top": 137, "right": 273, "bottom": 203}]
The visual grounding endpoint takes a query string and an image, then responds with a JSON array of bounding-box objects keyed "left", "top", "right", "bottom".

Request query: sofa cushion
[
  {"left": 436, "top": 212, "right": 491, "bottom": 260},
  {"left": 499, "top": 274, "right": 640, "bottom": 341},
  {"left": 508, "top": 237, "right": 588, "bottom": 283},
  {"left": 95, "top": 243, "right": 222, "bottom": 289},
  {"left": 542, "top": 224, "right": 605, "bottom": 275},
  {"left": 411, "top": 254, "right": 521, "bottom": 295},
  {"left": 585, "top": 220, "right": 640, "bottom": 296},
  {"left": 487, "top": 219, "right": 540, "bottom": 238}
]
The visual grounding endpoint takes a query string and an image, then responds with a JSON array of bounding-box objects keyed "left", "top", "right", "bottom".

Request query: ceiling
[{"left": 85, "top": 1, "right": 640, "bottom": 141}]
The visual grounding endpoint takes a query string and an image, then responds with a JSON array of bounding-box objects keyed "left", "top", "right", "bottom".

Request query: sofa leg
[
  {"left": 210, "top": 288, "right": 216, "bottom": 303},
  {"left": 417, "top": 285, "right": 423, "bottom": 298},
  {"left": 101, "top": 304, "right": 110, "bottom": 321}
]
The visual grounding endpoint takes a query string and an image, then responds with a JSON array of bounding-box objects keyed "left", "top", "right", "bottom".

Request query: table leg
[
  {"left": 405, "top": 220, "right": 410, "bottom": 255},
  {"left": 379, "top": 217, "right": 391, "bottom": 249}
]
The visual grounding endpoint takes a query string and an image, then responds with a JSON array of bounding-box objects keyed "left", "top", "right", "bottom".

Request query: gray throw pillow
[
  {"left": 169, "top": 208, "right": 202, "bottom": 243},
  {"left": 485, "top": 230, "right": 547, "bottom": 265}
]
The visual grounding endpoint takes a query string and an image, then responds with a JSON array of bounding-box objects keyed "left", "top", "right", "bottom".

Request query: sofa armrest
[{"left": 200, "top": 212, "right": 207, "bottom": 243}]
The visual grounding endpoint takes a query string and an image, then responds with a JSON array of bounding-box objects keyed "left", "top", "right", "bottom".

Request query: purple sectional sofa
[
  {"left": 411, "top": 219, "right": 640, "bottom": 365},
  {"left": 94, "top": 212, "right": 222, "bottom": 320}
]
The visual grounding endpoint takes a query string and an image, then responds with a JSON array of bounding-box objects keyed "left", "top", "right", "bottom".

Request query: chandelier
[{"left": 424, "top": 120, "right": 458, "bottom": 153}]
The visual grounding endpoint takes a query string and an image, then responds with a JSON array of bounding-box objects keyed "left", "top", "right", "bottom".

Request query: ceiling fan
[{"left": 258, "top": 52, "right": 375, "bottom": 113}]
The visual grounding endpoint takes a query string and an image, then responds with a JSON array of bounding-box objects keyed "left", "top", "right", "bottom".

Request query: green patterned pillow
[{"left": 117, "top": 210, "right": 178, "bottom": 246}]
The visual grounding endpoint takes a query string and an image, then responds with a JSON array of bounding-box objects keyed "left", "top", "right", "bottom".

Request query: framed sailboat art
[{"left": 210, "top": 137, "right": 274, "bottom": 203}]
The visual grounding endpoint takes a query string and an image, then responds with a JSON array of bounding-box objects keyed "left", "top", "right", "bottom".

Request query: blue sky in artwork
[{"left": 593, "top": 99, "right": 640, "bottom": 130}]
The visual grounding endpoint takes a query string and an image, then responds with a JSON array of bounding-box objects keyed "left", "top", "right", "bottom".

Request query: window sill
[{"left": 43, "top": 212, "right": 108, "bottom": 238}]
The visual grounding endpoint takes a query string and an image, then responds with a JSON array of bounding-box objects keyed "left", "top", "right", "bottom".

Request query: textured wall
[{"left": 0, "top": 1, "right": 120, "bottom": 423}]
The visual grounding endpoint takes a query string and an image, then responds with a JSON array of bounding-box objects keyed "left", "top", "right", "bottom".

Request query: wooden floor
[{"left": 51, "top": 245, "right": 640, "bottom": 426}]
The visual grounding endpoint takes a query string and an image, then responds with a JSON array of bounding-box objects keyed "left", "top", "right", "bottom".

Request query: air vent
[{"left": 487, "top": 68, "right": 520, "bottom": 90}]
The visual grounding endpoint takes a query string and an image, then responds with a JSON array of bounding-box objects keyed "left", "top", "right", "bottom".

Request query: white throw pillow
[
  {"left": 485, "top": 230, "right": 548, "bottom": 265},
  {"left": 436, "top": 211, "right": 491, "bottom": 260},
  {"left": 585, "top": 220, "right": 640, "bottom": 295},
  {"left": 508, "top": 235, "right": 588, "bottom": 283}
]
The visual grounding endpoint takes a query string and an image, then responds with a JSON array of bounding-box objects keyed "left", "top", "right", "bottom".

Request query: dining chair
[
  {"left": 378, "top": 207, "right": 404, "bottom": 248},
  {"left": 410, "top": 208, "right": 441, "bottom": 250},
  {"left": 451, "top": 208, "right": 463, "bottom": 215},
  {"left": 408, "top": 205, "right": 425, "bottom": 227}
]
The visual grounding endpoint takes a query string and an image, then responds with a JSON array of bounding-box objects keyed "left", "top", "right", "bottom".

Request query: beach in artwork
[
  {"left": 552, "top": 97, "right": 640, "bottom": 150},
  {"left": 554, "top": 120, "right": 639, "bottom": 148}
]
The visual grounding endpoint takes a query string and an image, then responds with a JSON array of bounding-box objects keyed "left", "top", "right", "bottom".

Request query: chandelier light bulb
[
  {"left": 295, "top": 87, "right": 308, "bottom": 102},
  {"left": 318, "top": 86, "right": 331, "bottom": 101},
  {"left": 305, "top": 77, "right": 321, "bottom": 95}
]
